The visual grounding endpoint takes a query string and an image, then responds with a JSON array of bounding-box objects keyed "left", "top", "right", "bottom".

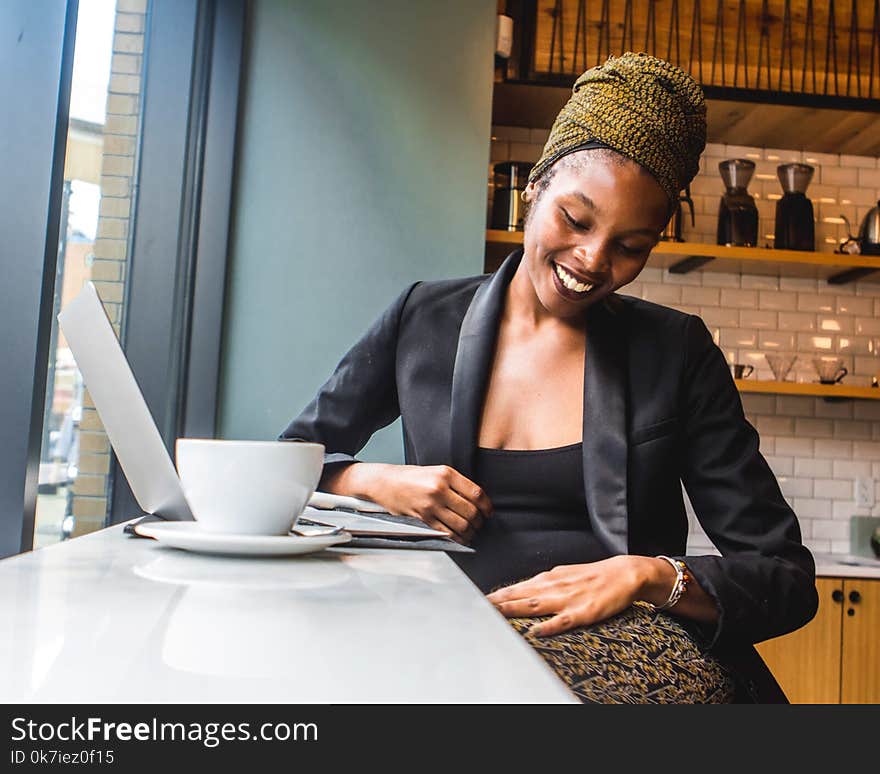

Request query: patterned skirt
[{"left": 507, "top": 602, "right": 737, "bottom": 704}]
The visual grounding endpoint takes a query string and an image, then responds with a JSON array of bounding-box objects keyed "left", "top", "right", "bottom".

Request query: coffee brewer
[
  {"left": 717, "top": 159, "right": 759, "bottom": 247},
  {"left": 774, "top": 163, "right": 815, "bottom": 251},
  {"left": 490, "top": 161, "right": 533, "bottom": 231}
]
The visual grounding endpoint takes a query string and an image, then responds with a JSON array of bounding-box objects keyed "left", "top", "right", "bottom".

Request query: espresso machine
[
  {"left": 774, "top": 163, "right": 815, "bottom": 251},
  {"left": 717, "top": 159, "right": 759, "bottom": 247}
]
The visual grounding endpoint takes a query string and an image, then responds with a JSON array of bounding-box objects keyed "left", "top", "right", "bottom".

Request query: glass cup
[
  {"left": 812, "top": 357, "right": 848, "bottom": 384},
  {"left": 765, "top": 353, "right": 797, "bottom": 381}
]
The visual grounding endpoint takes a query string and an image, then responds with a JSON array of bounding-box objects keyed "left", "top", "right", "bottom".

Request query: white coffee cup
[{"left": 175, "top": 439, "right": 324, "bottom": 535}]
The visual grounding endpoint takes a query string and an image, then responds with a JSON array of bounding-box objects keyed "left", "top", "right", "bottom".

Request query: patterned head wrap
[{"left": 528, "top": 51, "right": 707, "bottom": 212}]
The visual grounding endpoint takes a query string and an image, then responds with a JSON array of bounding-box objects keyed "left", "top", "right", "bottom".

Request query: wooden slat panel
[
  {"left": 841, "top": 578, "right": 880, "bottom": 704},
  {"left": 755, "top": 578, "right": 843, "bottom": 704},
  {"left": 533, "top": 0, "right": 880, "bottom": 99}
]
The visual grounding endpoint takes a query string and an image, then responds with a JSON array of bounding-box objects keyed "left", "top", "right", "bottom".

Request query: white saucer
[{"left": 134, "top": 521, "right": 351, "bottom": 557}]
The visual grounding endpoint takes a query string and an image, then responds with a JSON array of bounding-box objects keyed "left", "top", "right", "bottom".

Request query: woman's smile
[{"left": 550, "top": 260, "right": 605, "bottom": 302}]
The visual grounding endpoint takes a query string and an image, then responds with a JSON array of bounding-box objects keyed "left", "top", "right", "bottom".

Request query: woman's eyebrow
[{"left": 566, "top": 191, "right": 659, "bottom": 236}]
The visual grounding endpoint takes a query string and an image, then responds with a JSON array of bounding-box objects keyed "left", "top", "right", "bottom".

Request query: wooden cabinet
[{"left": 755, "top": 577, "right": 880, "bottom": 704}]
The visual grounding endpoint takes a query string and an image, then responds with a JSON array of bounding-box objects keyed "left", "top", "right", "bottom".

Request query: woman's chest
[{"left": 477, "top": 333, "right": 585, "bottom": 449}]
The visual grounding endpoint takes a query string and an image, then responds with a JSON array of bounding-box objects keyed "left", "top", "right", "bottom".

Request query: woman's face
[{"left": 520, "top": 152, "right": 670, "bottom": 320}]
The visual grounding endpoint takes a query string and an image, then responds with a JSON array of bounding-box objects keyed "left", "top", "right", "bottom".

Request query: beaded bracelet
[{"left": 644, "top": 555, "right": 690, "bottom": 612}]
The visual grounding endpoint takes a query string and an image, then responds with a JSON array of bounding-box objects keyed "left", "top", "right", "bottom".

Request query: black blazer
[{"left": 281, "top": 249, "right": 818, "bottom": 701}]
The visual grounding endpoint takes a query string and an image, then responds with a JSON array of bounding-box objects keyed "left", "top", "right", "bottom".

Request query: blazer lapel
[
  {"left": 449, "top": 247, "right": 631, "bottom": 556},
  {"left": 582, "top": 299, "right": 630, "bottom": 555},
  {"left": 449, "top": 249, "right": 523, "bottom": 479}
]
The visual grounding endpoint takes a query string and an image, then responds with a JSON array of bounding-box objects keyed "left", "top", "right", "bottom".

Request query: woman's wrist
[
  {"left": 633, "top": 555, "right": 679, "bottom": 608},
  {"left": 323, "top": 461, "right": 393, "bottom": 503}
]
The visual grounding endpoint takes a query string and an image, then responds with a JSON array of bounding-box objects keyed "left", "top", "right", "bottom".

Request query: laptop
[{"left": 57, "top": 283, "right": 459, "bottom": 545}]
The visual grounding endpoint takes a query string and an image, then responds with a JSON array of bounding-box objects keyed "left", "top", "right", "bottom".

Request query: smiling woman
[{"left": 280, "top": 51, "right": 818, "bottom": 704}]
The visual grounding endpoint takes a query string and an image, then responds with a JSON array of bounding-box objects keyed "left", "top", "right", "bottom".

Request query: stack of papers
[{"left": 301, "top": 492, "right": 474, "bottom": 553}]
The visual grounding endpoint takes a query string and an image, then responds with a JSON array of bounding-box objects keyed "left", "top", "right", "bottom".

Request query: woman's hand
[
  {"left": 486, "top": 556, "right": 657, "bottom": 637},
  {"left": 323, "top": 462, "right": 493, "bottom": 544}
]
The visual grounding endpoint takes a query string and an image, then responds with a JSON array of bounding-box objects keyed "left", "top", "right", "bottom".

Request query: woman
[{"left": 280, "top": 52, "right": 818, "bottom": 703}]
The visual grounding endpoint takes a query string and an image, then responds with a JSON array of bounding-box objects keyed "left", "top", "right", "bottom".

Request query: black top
[{"left": 450, "top": 442, "right": 611, "bottom": 593}]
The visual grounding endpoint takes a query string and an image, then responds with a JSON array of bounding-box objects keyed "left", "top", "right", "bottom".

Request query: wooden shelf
[
  {"left": 735, "top": 380, "right": 880, "bottom": 401},
  {"left": 485, "top": 230, "right": 880, "bottom": 284}
]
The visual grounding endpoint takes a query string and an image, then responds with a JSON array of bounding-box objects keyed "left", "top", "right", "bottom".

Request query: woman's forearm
[
  {"left": 320, "top": 461, "right": 394, "bottom": 503},
  {"left": 634, "top": 556, "right": 720, "bottom": 623}
]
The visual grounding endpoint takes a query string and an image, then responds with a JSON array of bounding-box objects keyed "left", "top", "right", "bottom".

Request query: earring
[{"left": 520, "top": 190, "right": 528, "bottom": 202}]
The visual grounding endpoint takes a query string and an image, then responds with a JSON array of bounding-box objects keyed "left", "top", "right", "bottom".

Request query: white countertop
[
  {"left": 0, "top": 524, "right": 576, "bottom": 704},
  {"left": 813, "top": 553, "right": 880, "bottom": 580}
]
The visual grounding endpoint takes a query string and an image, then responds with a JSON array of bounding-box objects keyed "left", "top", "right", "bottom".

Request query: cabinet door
[
  {"left": 755, "top": 578, "right": 843, "bottom": 704},
  {"left": 841, "top": 578, "right": 880, "bottom": 704}
]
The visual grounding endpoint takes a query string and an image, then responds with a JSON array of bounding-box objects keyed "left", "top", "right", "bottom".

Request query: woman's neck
[{"left": 504, "top": 259, "right": 586, "bottom": 337}]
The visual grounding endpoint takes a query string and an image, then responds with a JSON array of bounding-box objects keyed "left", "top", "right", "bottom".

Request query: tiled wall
[{"left": 490, "top": 126, "right": 880, "bottom": 557}]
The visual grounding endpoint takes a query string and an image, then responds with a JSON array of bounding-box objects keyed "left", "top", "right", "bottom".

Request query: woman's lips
[{"left": 550, "top": 261, "right": 603, "bottom": 302}]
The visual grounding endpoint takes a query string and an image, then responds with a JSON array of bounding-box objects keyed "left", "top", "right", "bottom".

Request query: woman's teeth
[{"left": 554, "top": 263, "right": 594, "bottom": 294}]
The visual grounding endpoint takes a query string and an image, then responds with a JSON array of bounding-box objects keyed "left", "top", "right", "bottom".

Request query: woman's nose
[{"left": 572, "top": 244, "right": 612, "bottom": 276}]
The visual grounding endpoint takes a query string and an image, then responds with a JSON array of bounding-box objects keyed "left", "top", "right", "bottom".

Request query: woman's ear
[{"left": 521, "top": 181, "right": 537, "bottom": 204}]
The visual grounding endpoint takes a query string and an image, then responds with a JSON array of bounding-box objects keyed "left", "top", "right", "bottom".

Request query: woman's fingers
[
  {"left": 446, "top": 469, "right": 494, "bottom": 520},
  {"left": 492, "top": 594, "right": 568, "bottom": 618},
  {"left": 421, "top": 507, "right": 474, "bottom": 542},
  {"left": 441, "top": 487, "right": 485, "bottom": 531}
]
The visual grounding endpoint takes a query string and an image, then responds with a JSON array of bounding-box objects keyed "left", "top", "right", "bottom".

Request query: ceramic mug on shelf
[{"left": 731, "top": 363, "right": 754, "bottom": 379}]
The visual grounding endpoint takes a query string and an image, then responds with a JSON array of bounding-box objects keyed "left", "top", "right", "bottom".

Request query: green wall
[{"left": 218, "top": 0, "right": 496, "bottom": 464}]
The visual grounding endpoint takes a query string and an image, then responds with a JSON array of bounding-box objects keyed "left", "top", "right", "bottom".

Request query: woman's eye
[
  {"left": 561, "top": 209, "right": 587, "bottom": 230},
  {"left": 618, "top": 243, "right": 647, "bottom": 256}
]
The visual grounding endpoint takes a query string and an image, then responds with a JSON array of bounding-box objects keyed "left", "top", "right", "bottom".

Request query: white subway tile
[
  {"left": 725, "top": 144, "right": 763, "bottom": 159},
  {"left": 804, "top": 538, "right": 831, "bottom": 553},
  {"left": 795, "top": 417, "right": 834, "bottom": 437},
  {"left": 740, "top": 309, "right": 777, "bottom": 329},
  {"left": 775, "top": 395, "right": 815, "bottom": 417},
  {"left": 661, "top": 270, "right": 703, "bottom": 286},
  {"left": 857, "top": 168, "right": 880, "bottom": 187},
  {"left": 803, "top": 151, "right": 840, "bottom": 166},
  {"left": 836, "top": 296, "right": 874, "bottom": 316},
  {"left": 853, "top": 441, "right": 880, "bottom": 458},
  {"left": 741, "top": 394, "right": 776, "bottom": 414},
  {"left": 794, "top": 498, "right": 833, "bottom": 519},
  {"left": 759, "top": 436, "right": 775, "bottom": 455},
  {"left": 686, "top": 287, "right": 720, "bottom": 306},
  {"left": 834, "top": 500, "right": 860, "bottom": 520},
  {"left": 675, "top": 304, "right": 701, "bottom": 316},
  {"left": 855, "top": 281, "right": 880, "bottom": 297},
  {"left": 797, "top": 294, "right": 835, "bottom": 313},
  {"left": 764, "top": 148, "right": 803, "bottom": 163},
  {"left": 757, "top": 416, "right": 796, "bottom": 435},
  {"left": 780, "top": 272, "right": 822, "bottom": 292},
  {"left": 720, "top": 288, "right": 758, "bottom": 308},
  {"left": 719, "top": 327, "right": 757, "bottom": 348},
  {"left": 642, "top": 284, "right": 682, "bottom": 305},
  {"left": 701, "top": 271, "right": 741, "bottom": 288},
  {"left": 833, "top": 459, "right": 871, "bottom": 478},
  {"left": 797, "top": 332, "right": 835, "bottom": 352},
  {"left": 704, "top": 142, "right": 725, "bottom": 156},
  {"left": 855, "top": 317, "right": 880, "bottom": 336},
  {"left": 812, "top": 478, "right": 852, "bottom": 499},
  {"left": 839, "top": 336, "right": 872, "bottom": 355},
  {"left": 831, "top": 540, "right": 852, "bottom": 553},
  {"left": 759, "top": 290, "right": 797, "bottom": 311},
  {"left": 814, "top": 399, "right": 854, "bottom": 419},
  {"left": 815, "top": 439, "right": 854, "bottom": 457},
  {"left": 853, "top": 401, "right": 880, "bottom": 421},
  {"left": 840, "top": 154, "right": 877, "bottom": 169},
  {"left": 836, "top": 185, "right": 878, "bottom": 206},
  {"left": 811, "top": 519, "right": 848, "bottom": 540},
  {"left": 820, "top": 166, "right": 858, "bottom": 187},
  {"left": 832, "top": 419, "right": 873, "bottom": 440},
  {"left": 764, "top": 455, "right": 794, "bottom": 476},
  {"left": 778, "top": 477, "right": 813, "bottom": 497},
  {"left": 740, "top": 274, "right": 779, "bottom": 290},
  {"left": 817, "top": 314, "right": 854, "bottom": 335},
  {"left": 758, "top": 330, "right": 797, "bottom": 350},
  {"left": 775, "top": 436, "right": 814, "bottom": 456},
  {"left": 794, "top": 457, "right": 832, "bottom": 477},
  {"left": 700, "top": 307, "right": 740, "bottom": 328},
  {"left": 638, "top": 267, "right": 664, "bottom": 283},
  {"left": 778, "top": 311, "right": 816, "bottom": 331}
]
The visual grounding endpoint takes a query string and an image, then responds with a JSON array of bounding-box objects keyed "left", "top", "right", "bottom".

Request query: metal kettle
[
  {"left": 839, "top": 200, "right": 880, "bottom": 255},
  {"left": 660, "top": 185, "right": 695, "bottom": 242}
]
